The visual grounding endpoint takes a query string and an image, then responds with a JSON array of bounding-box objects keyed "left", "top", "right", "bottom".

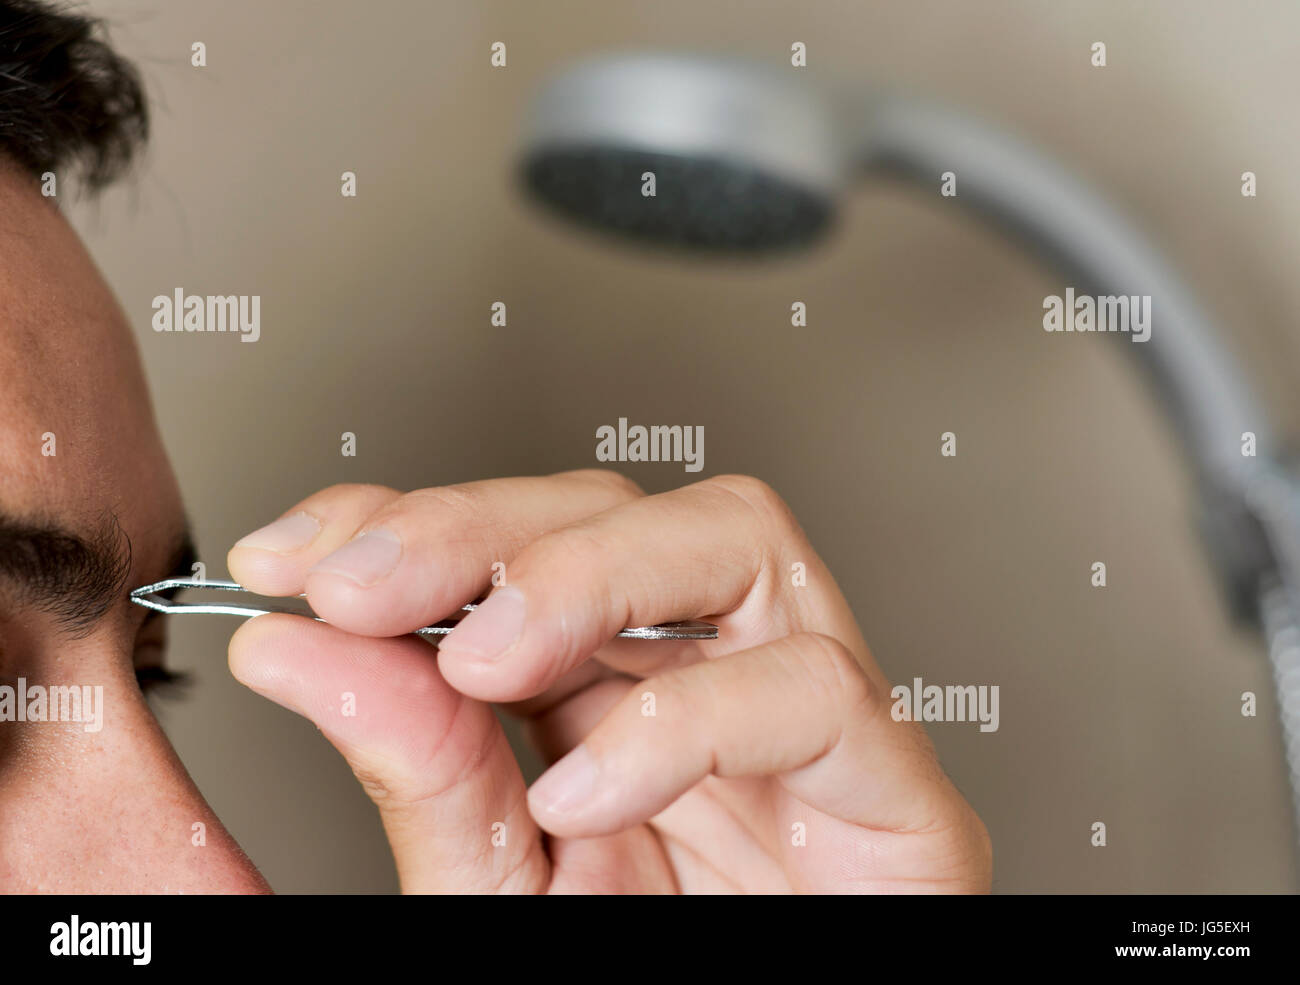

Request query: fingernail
[
  {"left": 530, "top": 743, "right": 599, "bottom": 817},
  {"left": 440, "top": 586, "right": 526, "bottom": 662},
  {"left": 234, "top": 511, "right": 322, "bottom": 553},
  {"left": 308, "top": 529, "right": 402, "bottom": 586}
]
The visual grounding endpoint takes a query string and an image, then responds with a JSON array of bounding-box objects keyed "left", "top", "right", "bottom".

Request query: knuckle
[
  {"left": 348, "top": 760, "right": 404, "bottom": 806},
  {"left": 376, "top": 486, "right": 482, "bottom": 544},
  {"left": 926, "top": 800, "right": 995, "bottom": 891},
  {"left": 707, "top": 474, "right": 801, "bottom": 539},
  {"left": 512, "top": 524, "right": 621, "bottom": 633},
  {"left": 399, "top": 484, "right": 480, "bottom": 520},
  {"left": 316, "top": 482, "right": 398, "bottom": 503},
  {"left": 791, "top": 631, "right": 876, "bottom": 714},
  {"left": 633, "top": 668, "right": 695, "bottom": 723},
  {"left": 343, "top": 736, "right": 442, "bottom": 808},
  {"left": 347, "top": 752, "right": 449, "bottom": 814},
  {"left": 522, "top": 519, "right": 613, "bottom": 576},
  {"left": 347, "top": 687, "right": 472, "bottom": 811},
  {"left": 569, "top": 468, "right": 645, "bottom": 502}
]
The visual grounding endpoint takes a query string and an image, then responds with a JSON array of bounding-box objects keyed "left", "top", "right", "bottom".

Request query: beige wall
[{"left": 72, "top": 0, "right": 1300, "bottom": 891}]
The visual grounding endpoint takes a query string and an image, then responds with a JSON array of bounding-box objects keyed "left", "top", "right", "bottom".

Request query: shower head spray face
[{"left": 520, "top": 53, "right": 849, "bottom": 251}]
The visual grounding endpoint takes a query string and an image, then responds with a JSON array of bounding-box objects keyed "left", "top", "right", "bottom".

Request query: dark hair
[
  {"left": 0, "top": 0, "right": 147, "bottom": 191},
  {"left": 0, "top": 511, "right": 132, "bottom": 637}
]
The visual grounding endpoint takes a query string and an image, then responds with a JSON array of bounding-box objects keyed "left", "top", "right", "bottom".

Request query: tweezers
[{"left": 129, "top": 577, "right": 719, "bottom": 641}]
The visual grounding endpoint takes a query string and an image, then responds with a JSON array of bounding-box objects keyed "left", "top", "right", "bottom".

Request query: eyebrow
[{"left": 0, "top": 511, "right": 196, "bottom": 638}]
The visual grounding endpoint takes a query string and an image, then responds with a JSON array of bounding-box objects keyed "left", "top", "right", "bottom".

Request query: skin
[
  {"left": 0, "top": 161, "right": 989, "bottom": 893},
  {"left": 227, "top": 472, "right": 993, "bottom": 893},
  {"left": 0, "top": 163, "right": 268, "bottom": 892}
]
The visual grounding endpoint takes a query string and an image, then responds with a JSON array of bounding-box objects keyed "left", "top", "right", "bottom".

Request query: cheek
[
  {"left": 0, "top": 671, "right": 172, "bottom": 839},
  {"left": 0, "top": 634, "right": 131, "bottom": 765},
  {"left": 0, "top": 666, "right": 266, "bottom": 892}
]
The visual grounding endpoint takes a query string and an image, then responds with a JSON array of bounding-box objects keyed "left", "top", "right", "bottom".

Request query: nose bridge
[{"left": 0, "top": 674, "right": 269, "bottom": 893}]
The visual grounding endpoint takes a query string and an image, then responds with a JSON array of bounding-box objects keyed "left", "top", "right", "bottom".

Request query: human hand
[{"left": 227, "top": 471, "right": 991, "bottom": 893}]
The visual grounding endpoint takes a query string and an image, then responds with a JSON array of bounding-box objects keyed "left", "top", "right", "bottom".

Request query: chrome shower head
[{"left": 519, "top": 53, "right": 848, "bottom": 251}]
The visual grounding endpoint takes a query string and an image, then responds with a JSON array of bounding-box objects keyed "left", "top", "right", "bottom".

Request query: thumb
[{"left": 228, "top": 614, "right": 549, "bottom": 893}]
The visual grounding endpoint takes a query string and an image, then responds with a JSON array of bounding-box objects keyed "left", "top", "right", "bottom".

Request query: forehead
[{"left": 0, "top": 163, "right": 180, "bottom": 554}]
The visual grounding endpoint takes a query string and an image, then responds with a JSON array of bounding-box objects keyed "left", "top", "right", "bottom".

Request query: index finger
[{"left": 227, "top": 470, "right": 644, "bottom": 637}]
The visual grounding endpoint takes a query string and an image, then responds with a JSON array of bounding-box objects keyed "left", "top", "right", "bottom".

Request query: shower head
[
  {"left": 518, "top": 51, "right": 1270, "bottom": 486},
  {"left": 519, "top": 53, "right": 848, "bottom": 251}
]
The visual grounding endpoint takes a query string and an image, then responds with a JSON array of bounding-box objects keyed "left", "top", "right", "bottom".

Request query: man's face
[{"left": 0, "top": 163, "right": 268, "bottom": 892}]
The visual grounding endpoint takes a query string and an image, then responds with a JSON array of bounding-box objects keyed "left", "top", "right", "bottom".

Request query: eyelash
[{"left": 134, "top": 666, "right": 191, "bottom": 699}]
